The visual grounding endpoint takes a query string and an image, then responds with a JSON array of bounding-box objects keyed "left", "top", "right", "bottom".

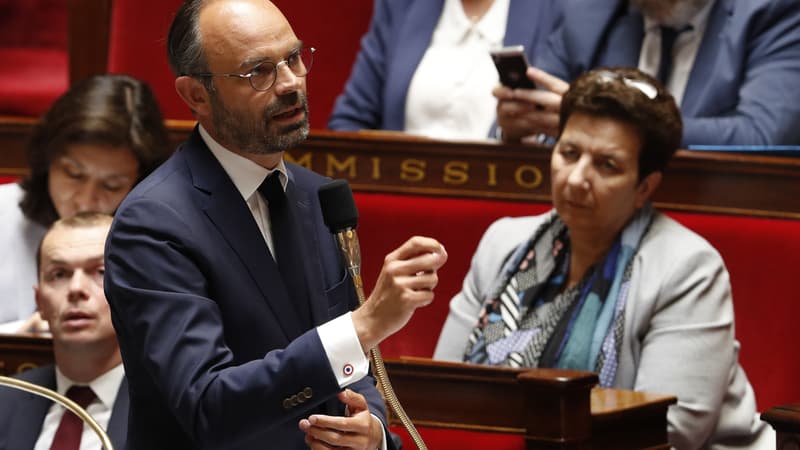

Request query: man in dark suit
[
  {"left": 494, "top": 0, "right": 800, "bottom": 147},
  {"left": 103, "top": 1, "right": 447, "bottom": 449},
  {"left": 0, "top": 213, "right": 128, "bottom": 450}
]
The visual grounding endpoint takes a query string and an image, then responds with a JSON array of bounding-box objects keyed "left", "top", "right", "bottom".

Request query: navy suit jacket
[
  {"left": 535, "top": 0, "right": 800, "bottom": 146},
  {"left": 328, "top": 0, "right": 561, "bottom": 135},
  {"left": 0, "top": 365, "right": 129, "bottom": 450},
  {"left": 104, "top": 129, "right": 389, "bottom": 449}
]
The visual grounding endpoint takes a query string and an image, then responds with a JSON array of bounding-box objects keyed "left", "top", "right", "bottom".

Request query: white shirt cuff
[
  {"left": 317, "top": 311, "right": 369, "bottom": 387},
  {"left": 373, "top": 414, "right": 389, "bottom": 450}
]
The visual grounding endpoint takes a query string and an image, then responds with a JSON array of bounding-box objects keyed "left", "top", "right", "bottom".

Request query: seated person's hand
[
  {"left": 494, "top": 67, "right": 569, "bottom": 143},
  {"left": 16, "top": 311, "right": 50, "bottom": 334},
  {"left": 299, "top": 389, "right": 383, "bottom": 450}
]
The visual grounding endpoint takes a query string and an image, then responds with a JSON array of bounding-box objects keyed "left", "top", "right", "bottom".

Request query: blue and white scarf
[{"left": 464, "top": 204, "right": 655, "bottom": 387}]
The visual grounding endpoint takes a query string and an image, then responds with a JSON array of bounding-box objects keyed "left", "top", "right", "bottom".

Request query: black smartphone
[{"left": 490, "top": 45, "right": 535, "bottom": 89}]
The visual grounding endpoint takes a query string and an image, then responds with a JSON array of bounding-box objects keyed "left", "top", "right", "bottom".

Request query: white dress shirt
[
  {"left": 405, "top": 0, "right": 510, "bottom": 141},
  {"left": 637, "top": 0, "right": 714, "bottom": 105},
  {"left": 34, "top": 364, "right": 124, "bottom": 450}
]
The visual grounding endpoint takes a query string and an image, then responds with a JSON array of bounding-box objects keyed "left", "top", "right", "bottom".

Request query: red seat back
[
  {"left": 355, "top": 192, "right": 800, "bottom": 412},
  {"left": 107, "top": 0, "right": 373, "bottom": 128}
]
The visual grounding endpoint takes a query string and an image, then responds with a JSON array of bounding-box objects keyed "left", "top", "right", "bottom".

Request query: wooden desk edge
[{"left": 762, "top": 404, "right": 800, "bottom": 433}]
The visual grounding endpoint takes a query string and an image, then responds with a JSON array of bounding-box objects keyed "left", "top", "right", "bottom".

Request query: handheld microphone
[
  {"left": 318, "top": 179, "right": 428, "bottom": 450},
  {"left": 318, "top": 179, "right": 362, "bottom": 291}
]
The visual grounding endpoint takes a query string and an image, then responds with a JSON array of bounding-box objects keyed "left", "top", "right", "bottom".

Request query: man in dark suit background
[
  {"left": 494, "top": 0, "right": 800, "bottom": 147},
  {"left": 0, "top": 212, "right": 128, "bottom": 450},
  {"left": 103, "top": 1, "right": 447, "bottom": 449}
]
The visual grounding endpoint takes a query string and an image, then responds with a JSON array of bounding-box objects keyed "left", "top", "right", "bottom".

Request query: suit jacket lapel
[
  {"left": 503, "top": 0, "right": 562, "bottom": 52},
  {"left": 184, "top": 129, "right": 304, "bottom": 340},
  {"left": 593, "top": 2, "right": 644, "bottom": 69},
  {"left": 284, "top": 178, "right": 328, "bottom": 326},
  {"left": 504, "top": 0, "right": 540, "bottom": 47},
  {"left": 8, "top": 369, "right": 54, "bottom": 449},
  {"left": 385, "top": 0, "right": 444, "bottom": 129},
  {"left": 106, "top": 377, "right": 129, "bottom": 450},
  {"left": 682, "top": 0, "right": 732, "bottom": 115}
]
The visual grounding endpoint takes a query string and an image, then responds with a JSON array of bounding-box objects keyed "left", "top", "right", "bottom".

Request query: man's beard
[
  {"left": 631, "top": 0, "right": 711, "bottom": 27},
  {"left": 209, "top": 90, "right": 310, "bottom": 155}
]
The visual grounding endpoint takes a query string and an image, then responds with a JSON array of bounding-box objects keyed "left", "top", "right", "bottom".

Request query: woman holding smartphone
[{"left": 328, "top": 0, "right": 560, "bottom": 141}]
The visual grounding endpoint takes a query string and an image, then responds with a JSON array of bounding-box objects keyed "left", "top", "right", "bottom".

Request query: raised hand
[{"left": 352, "top": 236, "right": 447, "bottom": 352}]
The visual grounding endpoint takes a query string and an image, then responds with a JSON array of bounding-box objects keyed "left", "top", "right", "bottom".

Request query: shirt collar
[
  {"left": 199, "top": 124, "right": 288, "bottom": 200},
  {"left": 55, "top": 363, "right": 125, "bottom": 409},
  {"left": 641, "top": 0, "right": 714, "bottom": 33},
  {"left": 439, "top": 0, "right": 509, "bottom": 45}
]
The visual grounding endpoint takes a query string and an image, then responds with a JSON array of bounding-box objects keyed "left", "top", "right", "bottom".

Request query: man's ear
[
  {"left": 175, "top": 76, "right": 212, "bottom": 117},
  {"left": 33, "top": 285, "right": 47, "bottom": 320},
  {"left": 635, "top": 171, "right": 662, "bottom": 208}
]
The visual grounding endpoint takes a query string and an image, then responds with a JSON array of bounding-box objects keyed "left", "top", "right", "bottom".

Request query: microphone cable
[{"left": 319, "top": 180, "right": 427, "bottom": 450}]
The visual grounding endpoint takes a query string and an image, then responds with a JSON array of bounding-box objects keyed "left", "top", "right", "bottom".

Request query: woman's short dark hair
[
  {"left": 19, "top": 74, "right": 171, "bottom": 226},
  {"left": 559, "top": 67, "right": 683, "bottom": 180}
]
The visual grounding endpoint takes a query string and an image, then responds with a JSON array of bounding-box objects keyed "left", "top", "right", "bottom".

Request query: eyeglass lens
[{"left": 251, "top": 47, "right": 314, "bottom": 91}]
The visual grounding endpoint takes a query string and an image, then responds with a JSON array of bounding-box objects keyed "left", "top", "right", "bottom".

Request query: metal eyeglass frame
[{"left": 191, "top": 46, "right": 315, "bottom": 91}]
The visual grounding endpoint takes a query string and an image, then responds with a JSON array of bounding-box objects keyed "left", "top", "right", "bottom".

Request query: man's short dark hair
[
  {"left": 167, "top": 0, "right": 209, "bottom": 76},
  {"left": 559, "top": 67, "right": 683, "bottom": 180}
]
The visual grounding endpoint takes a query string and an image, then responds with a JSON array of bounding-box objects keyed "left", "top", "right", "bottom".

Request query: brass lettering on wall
[
  {"left": 283, "top": 148, "right": 548, "bottom": 198},
  {"left": 400, "top": 159, "right": 427, "bottom": 183},
  {"left": 515, "top": 165, "right": 544, "bottom": 189},
  {"left": 370, "top": 157, "right": 381, "bottom": 180},
  {"left": 443, "top": 161, "right": 469, "bottom": 185},
  {"left": 487, "top": 163, "right": 498, "bottom": 187},
  {"left": 16, "top": 362, "right": 38, "bottom": 374},
  {"left": 326, "top": 155, "right": 357, "bottom": 178},
  {"left": 284, "top": 152, "right": 312, "bottom": 169}
]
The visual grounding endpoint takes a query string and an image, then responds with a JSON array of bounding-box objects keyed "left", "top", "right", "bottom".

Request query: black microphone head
[{"left": 318, "top": 179, "right": 359, "bottom": 233}]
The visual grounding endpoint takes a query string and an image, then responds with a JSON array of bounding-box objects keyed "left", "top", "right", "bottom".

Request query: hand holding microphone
[{"left": 317, "top": 180, "right": 447, "bottom": 352}]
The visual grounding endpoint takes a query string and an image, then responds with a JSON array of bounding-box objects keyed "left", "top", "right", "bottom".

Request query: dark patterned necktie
[
  {"left": 50, "top": 385, "right": 96, "bottom": 450},
  {"left": 258, "top": 172, "right": 312, "bottom": 327},
  {"left": 656, "top": 25, "right": 692, "bottom": 85}
]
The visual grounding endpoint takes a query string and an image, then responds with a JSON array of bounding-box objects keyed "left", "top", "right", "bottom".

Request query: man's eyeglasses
[
  {"left": 193, "top": 46, "right": 315, "bottom": 91},
  {"left": 594, "top": 70, "right": 659, "bottom": 100}
]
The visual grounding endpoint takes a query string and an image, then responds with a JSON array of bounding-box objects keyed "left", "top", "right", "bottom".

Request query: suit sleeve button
[
  {"left": 303, "top": 387, "right": 313, "bottom": 398},
  {"left": 283, "top": 398, "right": 292, "bottom": 410}
]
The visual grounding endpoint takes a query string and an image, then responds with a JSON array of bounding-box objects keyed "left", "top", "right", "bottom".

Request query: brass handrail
[{"left": 0, "top": 375, "right": 114, "bottom": 450}]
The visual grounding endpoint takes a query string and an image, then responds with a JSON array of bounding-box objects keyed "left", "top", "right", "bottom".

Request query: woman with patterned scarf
[{"left": 433, "top": 67, "right": 772, "bottom": 450}]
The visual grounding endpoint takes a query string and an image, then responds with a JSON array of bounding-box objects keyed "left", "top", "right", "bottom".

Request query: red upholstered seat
[
  {"left": 668, "top": 211, "right": 800, "bottom": 412},
  {"left": 0, "top": 48, "right": 67, "bottom": 116},
  {"left": 355, "top": 192, "right": 550, "bottom": 359},
  {"left": 0, "top": 0, "right": 69, "bottom": 116},
  {"left": 0, "top": 176, "right": 20, "bottom": 185},
  {"left": 354, "top": 192, "right": 800, "bottom": 418},
  {"left": 389, "top": 426, "right": 525, "bottom": 450}
]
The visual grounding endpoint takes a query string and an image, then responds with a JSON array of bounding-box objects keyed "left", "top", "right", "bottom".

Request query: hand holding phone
[{"left": 490, "top": 45, "right": 536, "bottom": 90}]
